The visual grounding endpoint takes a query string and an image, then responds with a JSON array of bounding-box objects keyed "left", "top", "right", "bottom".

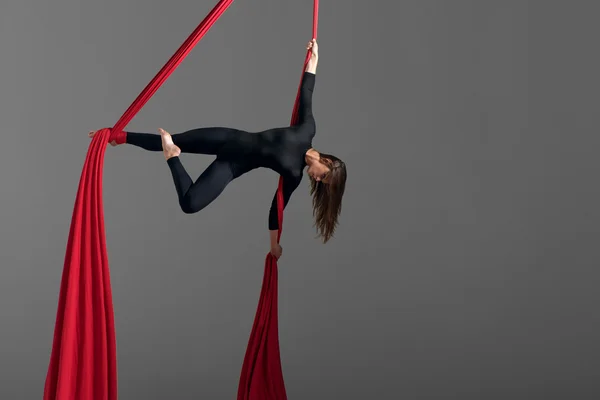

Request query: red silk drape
[
  {"left": 237, "top": 2, "right": 319, "bottom": 399},
  {"left": 43, "top": 1, "right": 318, "bottom": 399},
  {"left": 44, "top": 2, "right": 235, "bottom": 399}
]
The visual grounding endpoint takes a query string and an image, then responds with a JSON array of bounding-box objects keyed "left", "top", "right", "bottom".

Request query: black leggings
[{"left": 127, "top": 128, "right": 253, "bottom": 214}]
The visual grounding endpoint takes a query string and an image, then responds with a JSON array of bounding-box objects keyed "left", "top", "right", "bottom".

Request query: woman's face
[{"left": 307, "top": 160, "right": 331, "bottom": 183}]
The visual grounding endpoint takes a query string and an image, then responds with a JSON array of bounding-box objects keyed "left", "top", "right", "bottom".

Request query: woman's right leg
[
  {"left": 166, "top": 156, "right": 238, "bottom": 214},
  {"left": 126, "top": 127, "right": 244, "bottom": 155}
]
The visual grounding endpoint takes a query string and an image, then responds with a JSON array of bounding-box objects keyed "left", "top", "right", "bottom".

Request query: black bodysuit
[{"left": 125, "top": 72, "right": 316, "bottom": 230}]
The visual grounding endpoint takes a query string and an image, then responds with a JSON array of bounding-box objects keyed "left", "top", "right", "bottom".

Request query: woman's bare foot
[{"left": 159, "top": 128, "right": 181, "bottom": 160}]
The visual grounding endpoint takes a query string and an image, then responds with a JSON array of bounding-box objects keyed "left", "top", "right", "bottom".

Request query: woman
[{"left": 90, "top": 39, "right": 347, "bottom": 259}]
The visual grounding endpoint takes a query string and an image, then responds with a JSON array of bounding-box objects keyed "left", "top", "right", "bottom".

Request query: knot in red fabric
[{"left": 108, "top": 128, "right": 127, "bottom": 144}]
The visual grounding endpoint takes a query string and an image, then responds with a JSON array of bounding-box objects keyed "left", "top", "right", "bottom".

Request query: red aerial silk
[
  {"left": 43, "top": 0, "right": 318, "bottom": 399},
  {"left": 237, "top": 2, "right": 319, "bottom": 399}
]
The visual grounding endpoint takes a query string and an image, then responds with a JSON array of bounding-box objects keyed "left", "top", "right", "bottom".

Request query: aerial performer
[{"left": 90, "top": 39, "right": 347, "bottom": 255}]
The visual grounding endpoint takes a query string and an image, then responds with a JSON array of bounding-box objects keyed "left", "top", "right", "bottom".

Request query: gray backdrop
[{"left": 1, "top": 0, "right": 598, "bottom": 399}]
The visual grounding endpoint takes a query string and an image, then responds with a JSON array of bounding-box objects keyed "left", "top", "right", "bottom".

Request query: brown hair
[{"left": 309, "top": 152, "right": 347, "bottom": 243}]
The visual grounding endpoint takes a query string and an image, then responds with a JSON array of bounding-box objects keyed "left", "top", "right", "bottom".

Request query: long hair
[{"left": 309, "top": 152, "right": 347, "bottom": 243}]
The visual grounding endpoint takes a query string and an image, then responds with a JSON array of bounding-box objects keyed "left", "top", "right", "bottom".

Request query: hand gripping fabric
[
  {"left": 237, "top": 2, "right": 319, "bottom": 399},
  {"left": 43, "top": 1, "right": 234, "bottom": 399}
]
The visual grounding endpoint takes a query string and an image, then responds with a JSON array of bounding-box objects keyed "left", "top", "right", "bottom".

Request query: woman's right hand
[
  {"left": 270, "top": 243, "right": 283, "bottom": 260},
  {"left": 307, "top": 38, "right": 318, "bottom": 58},
  {"left": 89, "top": 129, "right": 118, "bottom": 146}
]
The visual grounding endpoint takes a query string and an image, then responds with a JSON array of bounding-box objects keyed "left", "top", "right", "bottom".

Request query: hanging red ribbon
[
  {"left": 237, "top": 2, "right": 319, "bottom": 399},
  {"left": 44, "top": 2, "right": 235, "bottom": 399}
]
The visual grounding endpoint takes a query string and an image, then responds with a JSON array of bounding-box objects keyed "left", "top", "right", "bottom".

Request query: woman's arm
[
  {"left": 268, "top": 175, "right": 303, "bottom": 258},
  {"left": 295, "top": 39, "right": 319, "bottom": 127},
  {"left": 270, "top": 229, "right": 279, "bottom": 246}
]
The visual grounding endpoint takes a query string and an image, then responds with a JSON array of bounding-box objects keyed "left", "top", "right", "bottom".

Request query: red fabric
[
  {"left": 237, "top": 2, "right": 319, "bottom": 399},
  {"left": 43, "top": 1, "right": 235, "bottom": 399}
]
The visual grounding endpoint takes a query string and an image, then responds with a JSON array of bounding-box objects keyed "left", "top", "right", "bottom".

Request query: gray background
[{"left": 1, "top": 0, "right": 598, "bottom": 399}]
